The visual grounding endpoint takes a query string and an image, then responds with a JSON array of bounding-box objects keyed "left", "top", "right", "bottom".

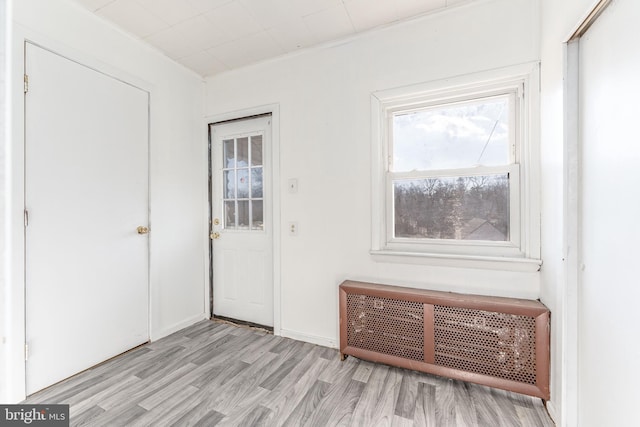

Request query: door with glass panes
[{"left": 210, "top": 116, "right": 273, "bottom": 327}]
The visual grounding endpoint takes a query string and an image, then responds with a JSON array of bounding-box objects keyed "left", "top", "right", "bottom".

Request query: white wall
[
  {"left": 206, "top": 0, "right": 540, "bottom": 347},
  {"left": 539, "top": 0, "right": 600, "bottom": 424},
  {"left": 1, "top": 0, "right": 206, "bottom": 403}
]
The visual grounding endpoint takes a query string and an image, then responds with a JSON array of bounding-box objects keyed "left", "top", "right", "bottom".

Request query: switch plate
[{"left": 288, "top": 222, "right": 298, "bottom": 236}]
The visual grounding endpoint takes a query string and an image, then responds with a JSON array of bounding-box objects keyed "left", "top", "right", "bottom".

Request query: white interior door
[
  {"left": 578, "top": 2, "right": 640, "bottom": 424},
  {"left": 25, "top": 43, "right": 149, "bottom": 394},
  {"left": 210, "top": 116, "right": 273, "bottom": 327}
]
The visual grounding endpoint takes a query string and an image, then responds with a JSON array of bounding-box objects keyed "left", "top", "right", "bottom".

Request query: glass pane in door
[
  {"left": 251, "top": 136, "right": 262, "bottom": 166},
  {"left": 220, "top": 133, "right": 265, "bottom": 231},
  {"left": 224, "top": 139, "right": 235, "bottom": 168},
  {"left": 237, "top": 137, "right": 249, "bottom": 166},
  {"left": 252, "top": 200, "right": 263, "bottom": 230}
]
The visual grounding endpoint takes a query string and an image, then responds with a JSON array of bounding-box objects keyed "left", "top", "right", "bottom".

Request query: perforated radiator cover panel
[
  {"left": 346, "top": 294, "right": 424, "bottom": 361},
  {"left": 340, "top": 281, "right": 550, "bottom": 399},
  {"left": 433, "top": 305, "right": 537, "bottom": 385}
]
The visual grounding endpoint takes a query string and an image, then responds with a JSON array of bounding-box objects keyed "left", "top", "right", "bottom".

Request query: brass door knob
[{"left": 137, "top": 226, "right": 149, "bottom": 235}]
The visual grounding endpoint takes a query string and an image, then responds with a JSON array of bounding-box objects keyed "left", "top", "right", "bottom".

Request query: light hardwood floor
[{"left": 25, "top": 320, "right": 555, "bottom": 426}]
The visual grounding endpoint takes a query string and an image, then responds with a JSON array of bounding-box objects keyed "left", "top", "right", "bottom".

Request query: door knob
[
  {"left": 210, "top": 232, "right": 220, "bottom": 240},
  {"left": 137, "top": 226, "right": 149, "bottom": 235}
]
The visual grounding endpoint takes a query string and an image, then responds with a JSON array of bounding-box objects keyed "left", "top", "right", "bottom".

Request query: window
[{"left": 371, "top": 64, "right": 540, "bottom": 267}]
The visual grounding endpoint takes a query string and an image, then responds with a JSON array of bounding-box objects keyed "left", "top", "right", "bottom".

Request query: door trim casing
[{"left": 204, "top": 104, "right": 281, "bottom": 336}]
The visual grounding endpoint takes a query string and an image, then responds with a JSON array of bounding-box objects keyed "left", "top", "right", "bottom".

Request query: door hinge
[
  {"left": 25, "top": 343, "right": 29, "bottom": 361},
  {"left": 24, "top": 209, "right": 29, "bottom": 227},
  {"left": 24, "top": 74, "right": 29, "bottom": 93}
]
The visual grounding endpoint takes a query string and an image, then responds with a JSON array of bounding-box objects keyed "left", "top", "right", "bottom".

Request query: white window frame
[{"left": 371, "top": 63, "right": 541, "bottom": 271}]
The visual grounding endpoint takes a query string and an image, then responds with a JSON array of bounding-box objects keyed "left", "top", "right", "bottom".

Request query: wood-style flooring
[{"left": 25, "top": 320, "right": 555, "bottom": 426}]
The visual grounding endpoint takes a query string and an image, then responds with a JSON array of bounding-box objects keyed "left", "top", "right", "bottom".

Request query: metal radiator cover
[
  {"left": 339, "top": 281, "right": 550, "bottom": 399},
  {"left": 346, "top": 294, "right": 424, "bottom": 361},
  {"left": 433, "top": 305, "right": 537, "bottom": 385}
]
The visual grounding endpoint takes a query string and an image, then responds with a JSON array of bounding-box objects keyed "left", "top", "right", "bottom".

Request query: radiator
[{"left": 339, "top": 281, "right": 550, "bottom": 399}]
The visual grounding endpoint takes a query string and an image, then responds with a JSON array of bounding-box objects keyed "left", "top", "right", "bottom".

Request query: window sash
[
  {"left": 388, "top": 91, "right": 519, "bottom": 172},
  {"left": 385, "top": 164, "right": 521, "bottom": 254}
]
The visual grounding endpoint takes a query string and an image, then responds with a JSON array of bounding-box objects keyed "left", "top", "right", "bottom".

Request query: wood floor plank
[
  {"left": 259, "top": 347, "right": 308, "bottom": 390},
  {"left": 95, "top": 403, "right": 146, "bottom": 426},
  {"left": 127, "top": 385, "right": 201, "bottom": 427},
  {"left": 206, "top": 351, "right": 280, "bottom": 414},
  {"left": 317, "top": 353, "right": 361, "bottom": 384},
  {"left": 29, "top": 375, "right": 105, "bottom": 404},
  {"left": 241, "top": 335, "right": 285, "bottom": 364},
  {"left": 302, "top": 378, "right": 365, "bottom": 426},
  {"left": 395, "top": 369, "right": 418, "bottom": 420},
  {"left": 260, "top": 356, "right": 330, "bottom": 423},
  {"left": 191, "top": 409, "right": 225, "bottom": 427},
  {"left": 281, "top": 380, "right": 331, "bottom": 427},
  {"left": 319, "top": 346, "right": 337, "bottom": 360},
  {"left": 133, "top": 345, "right": 187, "bottom": 379},
  {"left": 189, "top": 359, "right": 250, "bottom": 390},
  {"left": 237, "top": 333, "right": 282, "bottom": 364},
  {"left": 217, "top": 400, "right": 274, "bottom": 427},
  {"left": 178, "top": 323, "right": 236, "bottom": 350},
  {"left": 20, "top": 320, "right": 556, "bottom": 427},
  {"left": 453, "top": 380, "right": 478, "bottom": 427},
  {"left": 350, "top": 364, "right": 403, "bottom": 426},
  {"left": 435, "top": 377, "right": 457, "bottom": 426},
  {"left": 70, "top": 405, "right": 104, "bottom": 427},
  {"left": 351, "top": 361, "right": 374, "bottom": 383},
  {"left": 186, "top": 332, "right": 259, "bottom": 373},
  {"left": 392, "top": 414, "right": 415, "bottom": 427},
  {"left": 138, "top": 379, "right": 198, "bottom": 411},
  {"left": 158, "top": 390, "right": 223, "bottom": 426},
  {"left": 413, "top": 382, "right": 437, "bottom": 427},
  {"left": 467, "top": 382, "right": 511, "bottom": 427},
  {"left": 489, "top": 387, "right": 526, "bottom": 427},
  {"left": 96, "top": 362, "right": 196, "bottom": 411},
  {"left": 182, "top": 319, "right": 224, "bottom": 338},
  {"left": 237, "top": 405, "right": 275, "bottom": 427},
  {"left": 164, "top": 355, "right": 277, "bottom": 426},
  {"left": 69, "top": 374, "right": 141, "bottom": 417},
  {"left": 212, "top": 387, "right": 272, "bottom": 425}
]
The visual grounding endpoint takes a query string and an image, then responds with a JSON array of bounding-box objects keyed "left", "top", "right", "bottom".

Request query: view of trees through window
[
  {"left": 390, "top": 94, "right": 513, "bottom": 243},
  {"left": 394, "top": 174, "right": 509, "bottom": 241}
]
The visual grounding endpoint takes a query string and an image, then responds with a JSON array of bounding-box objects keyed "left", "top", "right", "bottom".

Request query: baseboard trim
[
  {"left": 150, "top": 313, "right": 207, "bottom": 341},
  {"left": 279, "top": 328, "right": 337, "bottom": 349}
]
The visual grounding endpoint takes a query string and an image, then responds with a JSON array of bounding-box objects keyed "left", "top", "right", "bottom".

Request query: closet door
[
  {"left": 25, "top": 43, "right": 149, "bottom": 394},
  {"left": 577, "top": 1, "right": 640, "bottom": 424}
]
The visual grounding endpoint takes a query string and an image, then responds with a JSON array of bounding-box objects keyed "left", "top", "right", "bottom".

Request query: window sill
[{"left": 370, "top": 250, "right": 542, "bottom": 272}]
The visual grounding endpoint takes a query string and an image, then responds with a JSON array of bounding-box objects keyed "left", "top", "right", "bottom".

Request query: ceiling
[{"left": 73, "top": 0, "right": 468, "bottom": 77}]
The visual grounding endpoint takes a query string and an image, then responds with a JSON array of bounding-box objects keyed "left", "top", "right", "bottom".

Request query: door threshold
[{"left": 211, "top": 315, "right": 273, "bottom": 333}]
